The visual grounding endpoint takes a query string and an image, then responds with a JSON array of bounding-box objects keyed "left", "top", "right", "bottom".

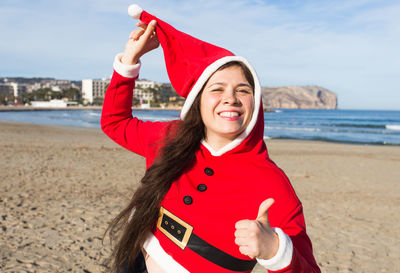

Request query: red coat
[{"left": 101, "top": 69, "right": 320, "bottom": 273}]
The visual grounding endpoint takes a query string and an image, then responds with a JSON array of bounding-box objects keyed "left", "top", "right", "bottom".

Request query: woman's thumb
[{"left": 256, "top": 198, "right": 274, "bottom": 223}]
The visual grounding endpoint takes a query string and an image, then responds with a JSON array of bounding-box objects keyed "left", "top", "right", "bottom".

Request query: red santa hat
[{"left": 128, "top": 4, "right": 261, "bottom": 126}]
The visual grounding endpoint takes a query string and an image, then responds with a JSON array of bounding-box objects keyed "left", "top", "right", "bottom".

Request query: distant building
[
  {"left": 81, "top": 78, "right": 110, "bottom": 104},
  {"left": 31, "top": 99, "right": 68, "bottom": 108},
  {"left": 135, "top": 80, "right": 158, "bottom": 89},
  {"left": 134, "top": 80, "right": 160, "bottom": 102},
  {"left": 51, "top": 86, "right": 62, "bottom": 92},
  {"left": 1, "top": 77, "right": 80, "bottom": 94},
  {"left": 134, "top": 88, "right": 154, "bottom": 101},
  {"left": 0, "top": 83, "right": 14, "bottom": 95},
  {"left": 81, "top": 78, "right": 159, "bottom": 105},
  {"left": 0, "top": 82, "right": 27, "bottom": 97}
]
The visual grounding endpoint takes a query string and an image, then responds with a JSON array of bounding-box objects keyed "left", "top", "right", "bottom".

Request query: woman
[{"left": 101, "top": 5, "right": 320, "bottom": 273}]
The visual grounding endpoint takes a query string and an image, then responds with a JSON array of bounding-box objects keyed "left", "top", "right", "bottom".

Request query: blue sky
[{"left": 1, "top": 0, "right": 399, "bottom": 110}]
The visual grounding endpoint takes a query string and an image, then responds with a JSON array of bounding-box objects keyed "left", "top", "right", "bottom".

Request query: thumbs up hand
[{"left": 234, "top": 198, "right": 279, "bottom": 260}]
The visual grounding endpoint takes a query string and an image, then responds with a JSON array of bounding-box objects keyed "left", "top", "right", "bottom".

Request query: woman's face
[{"left": 200, "top": 65, "right": 254, "bottom": 145}]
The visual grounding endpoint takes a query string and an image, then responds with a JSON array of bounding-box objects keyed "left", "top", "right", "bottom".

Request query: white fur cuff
[
  {"left": 256, "top": 227, "right": 293, "bottom": 271},
  {"left": 143, "top": 233, "right": 190, "bottom": 273},
  {"left": 113, "top": 53, "right": 141, "bottom": 78}
]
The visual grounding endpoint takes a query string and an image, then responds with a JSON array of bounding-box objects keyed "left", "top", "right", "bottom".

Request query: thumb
[
  {"left": 142, "top": 20, "right": 157, "bottom": 40},
  {"left": 256, "top": 198, "right": 275, "bottom": 223}
]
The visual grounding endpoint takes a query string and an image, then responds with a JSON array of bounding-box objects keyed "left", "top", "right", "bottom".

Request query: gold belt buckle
[{"left": 157, "top": 207, "right": 193, "bottom": 250}]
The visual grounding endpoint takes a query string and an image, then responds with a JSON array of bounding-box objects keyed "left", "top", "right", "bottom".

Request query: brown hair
[{"left": 105, "top": 61, "right": 254, "bottom": 272}]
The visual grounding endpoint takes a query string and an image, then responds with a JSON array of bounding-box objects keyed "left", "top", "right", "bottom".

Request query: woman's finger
[
  {"left": 234, "top": 237, "right": 250, "bottom": 246},
  {"left": 129, "top": 29, "right": 142, "bottom": 38},
  {"left": 129, "top": 29, "right": 145, "bottom": 41},
  {"left": 234, "top": 229, "right": 250, "bottom": 238},
  {"left": 235, "top": 219, "right": 252, "bottom": 230},
  {"left": 143, "top": 20, "right": 157, "bottom": 39},
  {"left": 136, "top": 21, "right": 148, "bottom": 30},
  {"left": 238, "top": 246, "right": 254, "bottom": 259}
]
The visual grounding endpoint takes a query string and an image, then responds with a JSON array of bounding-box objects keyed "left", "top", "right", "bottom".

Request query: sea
[{"left": 0, "top": 109, "right": 399, "bottom": 145}]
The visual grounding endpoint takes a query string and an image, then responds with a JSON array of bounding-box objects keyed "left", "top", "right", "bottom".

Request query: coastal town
[{"left": 0, "top": 77, "right": 184, "bottom": 110}]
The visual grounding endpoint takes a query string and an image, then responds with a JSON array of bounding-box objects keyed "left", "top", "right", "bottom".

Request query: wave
[
  {"left": 88, "top": 112, "right": 101, "bottom": 116},
  {"left": 267, "top": 123, "right": 400, "bottom": 132},
  {"left": 266, "top": 136, "right": 400, "bottom": 146},
  {"left": 265, "top": 126, "right": 321, "bottom": 132},
  {"left": 264, "top": 125, "right": 400, "bottom": 137},
  {"left": 386, "top": 124, "right": 400, "bottom": 131},
  {"left": 324, "top": 123, "right": 386, "bottom": 129}
]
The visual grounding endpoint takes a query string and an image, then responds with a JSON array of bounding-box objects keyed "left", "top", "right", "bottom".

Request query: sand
[{"left": 0, "top": 121, "right": 399, "bottom": 273}]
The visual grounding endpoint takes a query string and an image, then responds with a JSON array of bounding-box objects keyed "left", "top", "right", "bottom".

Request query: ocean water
[
  {"left": 263, "top": 109, "right": 400, "bottom": 145},
  {"left": 0, "top": 109, "right": 399, "bottom": 145}
]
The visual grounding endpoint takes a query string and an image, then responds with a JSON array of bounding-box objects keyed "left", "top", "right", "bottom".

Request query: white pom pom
[{"left": 128, "top": 4, "right": 143, "bottom": 19}]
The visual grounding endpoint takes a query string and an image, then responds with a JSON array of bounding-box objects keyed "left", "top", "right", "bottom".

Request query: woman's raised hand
[
  {"left": 234, "top": 198, "right": 279, "bottom": 260},
  {"left": 121, "top": 20, "right": 159, "bottom": 65}
]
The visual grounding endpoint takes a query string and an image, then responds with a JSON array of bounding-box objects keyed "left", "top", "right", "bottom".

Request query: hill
[{"left": 261, "top": 85, "right": 337, "bottom": 109}]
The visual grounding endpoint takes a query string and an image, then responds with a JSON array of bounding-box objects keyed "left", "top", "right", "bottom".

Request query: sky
[{"left": 1, "top": 0, "right": 399, "bottom": 110}]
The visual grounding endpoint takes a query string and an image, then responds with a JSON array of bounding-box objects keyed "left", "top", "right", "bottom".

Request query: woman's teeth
[{"left": 219, "top": 112, "right": 239, "bottom": 117}]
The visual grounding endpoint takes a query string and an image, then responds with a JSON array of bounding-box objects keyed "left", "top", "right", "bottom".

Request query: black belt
[{"left": 157, "top": 207, "right": 256, "bottom": 272}]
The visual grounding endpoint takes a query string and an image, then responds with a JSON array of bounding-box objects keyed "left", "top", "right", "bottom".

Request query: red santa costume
[{"left": 101, "top": 4, "right": 320, "bottom": 273}]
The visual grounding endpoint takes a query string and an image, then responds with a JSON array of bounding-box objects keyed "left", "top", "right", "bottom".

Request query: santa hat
[{"left": 128, "top": 4, "right": 261, "bottom": 143}]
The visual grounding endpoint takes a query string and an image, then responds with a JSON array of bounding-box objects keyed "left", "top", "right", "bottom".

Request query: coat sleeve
[
  {"left": 258, "top": 163, "right": 321, "bottom": 273},
  {"left": 100, "top": 59, "right": 168, "bottom": 159},
  {"left": 270, "top": 204, "right": 321, "bottom": 273}
]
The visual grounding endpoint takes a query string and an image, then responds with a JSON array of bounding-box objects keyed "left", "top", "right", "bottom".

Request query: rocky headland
[{"left": 262, "top": 85, "right": 337, "bottom": 109}]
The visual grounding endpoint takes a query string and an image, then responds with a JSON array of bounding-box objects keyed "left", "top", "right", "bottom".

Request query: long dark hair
[{"left": 105, "top": 61, "right": 254, "bottom": 272}]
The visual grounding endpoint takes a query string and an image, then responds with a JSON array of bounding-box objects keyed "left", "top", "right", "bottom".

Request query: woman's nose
[{"left": 222, "top": 89, "right": 238, "bottom": 104}]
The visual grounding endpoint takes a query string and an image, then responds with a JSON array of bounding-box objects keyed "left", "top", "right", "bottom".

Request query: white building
[
  {"left": 134, "top": 80, "right": 160, "bottom": 102},
  {"left": 81, "top": 78, "right": 110, "bottom": 104},
  {"left": 31, "top": 99, "right": 68, "bottom": 108},
  {"left": 51, "top": 86, "right": 62, "bottom": 92},
  {"left": 134, "top": 88, "right": 154, "bottom": 101},
  {"left": 135, "top": 80, "right": 158, "bottom": 89},
  {"left": 81, "top": 78, "right": 160, "bottom": 105}
]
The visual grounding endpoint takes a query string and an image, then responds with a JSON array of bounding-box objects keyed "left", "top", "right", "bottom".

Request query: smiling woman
[{"left": 101, "top": 4, "right": 320, "bottom": 273}]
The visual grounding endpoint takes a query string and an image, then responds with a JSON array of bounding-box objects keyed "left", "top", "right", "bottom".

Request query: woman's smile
[{"left": 218, "top": 110, "right": 242, "bottom": 119}]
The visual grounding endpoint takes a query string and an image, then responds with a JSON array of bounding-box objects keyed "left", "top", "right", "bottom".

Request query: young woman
[{"left": 101, "top": 5, "right": 320, "bottom": 273}]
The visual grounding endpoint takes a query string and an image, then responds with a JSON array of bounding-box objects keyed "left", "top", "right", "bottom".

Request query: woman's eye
[{"left": 237, "top": 89, "right": 251, "bottom": 94}]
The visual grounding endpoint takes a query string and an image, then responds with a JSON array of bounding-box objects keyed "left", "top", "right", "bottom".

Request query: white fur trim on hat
[
  {"left": 128, "top": 4, "right": 143, "bottom": 19},
  {"left": 182, "top": 56, "right": 261, "bottom": 156}
]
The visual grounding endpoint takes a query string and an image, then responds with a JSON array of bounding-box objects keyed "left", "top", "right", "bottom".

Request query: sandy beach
[{"left": 0, "top": 121, "right": 399, "bottom": 272}]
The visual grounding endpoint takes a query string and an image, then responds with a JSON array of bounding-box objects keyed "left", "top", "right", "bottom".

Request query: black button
[
  {"left": 197, "top": 184, "right": 207, "bottom": 192},
  {"left": 204, "top": 167, "right": 214, "bottom": 176},
  {"left": 183, "top": 196, "right": 193, "bottom": 205}
]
